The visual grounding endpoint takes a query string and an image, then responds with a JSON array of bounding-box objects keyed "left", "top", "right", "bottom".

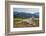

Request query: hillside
[{"left": 13, "top": 11, "right": 39, "bottom": 18}]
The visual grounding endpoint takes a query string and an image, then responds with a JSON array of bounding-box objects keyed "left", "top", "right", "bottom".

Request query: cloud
[{"left": 13, "top": 8, "right": 39, "bottom": 14}]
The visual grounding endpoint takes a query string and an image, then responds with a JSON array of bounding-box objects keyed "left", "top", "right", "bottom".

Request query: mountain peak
[{"left": 14, "top": 11, "right": 39, "bottom": 18}]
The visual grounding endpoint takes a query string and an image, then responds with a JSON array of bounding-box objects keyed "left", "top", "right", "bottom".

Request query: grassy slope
[{"left": 13, "top": 17, "right": 39, "bottom": 28}]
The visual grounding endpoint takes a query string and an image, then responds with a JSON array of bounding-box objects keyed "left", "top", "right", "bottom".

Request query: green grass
[{"left": 13, "top": 17, "right": 39, "bottom": 28}]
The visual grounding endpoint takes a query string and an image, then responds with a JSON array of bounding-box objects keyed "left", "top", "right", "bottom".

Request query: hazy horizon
[{"left": 13, "top": 8, "right": 39, "bottom": 14}]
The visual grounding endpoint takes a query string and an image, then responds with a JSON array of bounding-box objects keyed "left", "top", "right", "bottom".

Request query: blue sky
[{"left": 13, "top": 8, "right": 39, "bottom": 14}]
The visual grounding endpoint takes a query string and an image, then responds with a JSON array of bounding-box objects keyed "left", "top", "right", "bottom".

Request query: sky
[{"left": 13, "top": 8, "right": 39, "bottom": 14}]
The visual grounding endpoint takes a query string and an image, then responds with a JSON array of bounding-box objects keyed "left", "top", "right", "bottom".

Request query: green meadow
[{"left": 13, "top": 17, "right": 39, "bottom": 28}]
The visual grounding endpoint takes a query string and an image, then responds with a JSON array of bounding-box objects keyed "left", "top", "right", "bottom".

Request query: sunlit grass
[{"left": 13, "top": 17, "right": 39, "bottom": 28}]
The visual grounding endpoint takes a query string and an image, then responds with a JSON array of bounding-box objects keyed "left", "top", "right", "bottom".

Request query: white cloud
[{"left": 13, "top": 8, "right": 39, "bottom": 14}]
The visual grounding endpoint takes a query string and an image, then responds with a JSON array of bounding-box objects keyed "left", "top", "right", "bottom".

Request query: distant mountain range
[{"left": 13, "top": 11, "right": 39, "bottom": 18}]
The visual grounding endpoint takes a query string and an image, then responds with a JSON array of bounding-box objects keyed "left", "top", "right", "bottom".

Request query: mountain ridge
[{"left": 13, "top": 11, "right": 39, "bottom": 18}]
